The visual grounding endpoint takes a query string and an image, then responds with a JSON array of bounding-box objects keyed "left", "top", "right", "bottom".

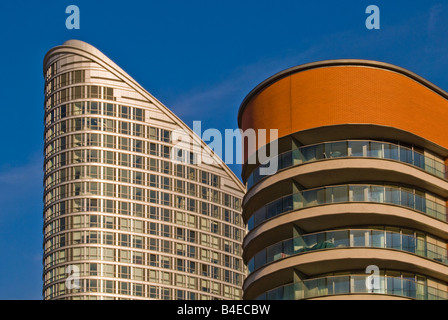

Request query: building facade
[
  {"left": 238, "top": 60, "right": 448, "bottom": 300},
  {"left": 42, "top": 40, "right": 246, "bottom": 300}
]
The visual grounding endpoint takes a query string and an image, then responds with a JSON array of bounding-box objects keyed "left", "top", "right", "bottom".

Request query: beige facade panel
[{"left": 43, "top": 40, "right": 246, "bottom": 300}]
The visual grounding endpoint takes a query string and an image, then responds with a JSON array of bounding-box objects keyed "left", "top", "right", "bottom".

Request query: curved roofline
[
  {"left": 43, "top": 39, "right": 246, "bottom": 192},
  {"left": 237, "top": 59, "right": 448, "bottom": 128}
]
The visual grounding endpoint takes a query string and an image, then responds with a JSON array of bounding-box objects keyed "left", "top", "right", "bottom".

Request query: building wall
[
  {"left": 42, "top": 40, "right": 246, "bottom": 300},
  {"left": 238, "top": 60, "right": 448, "bottom": 300},
  {"left": 240, "top": 62, "right": 448, "bottom": 162}
]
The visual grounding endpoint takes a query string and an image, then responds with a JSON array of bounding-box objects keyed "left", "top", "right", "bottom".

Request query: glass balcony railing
[
  {"left": 248, "top": 228, "right": 448, "bottom": 273},
  {"left": 256, "top": 274, "right": 448, "bottom": 300},
  {"left": 247, "top": 184, "right": 447, "bottom": 230},
  {"left": 246, "top": 140, "right": 447, "bottom": 190}
]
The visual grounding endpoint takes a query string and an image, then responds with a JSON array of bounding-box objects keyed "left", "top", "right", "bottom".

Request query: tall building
[
  {"left": 42, "top": 40, "right": 246, "bottom": 300},
  {"left": 238, "top": 60, "right": 448, "bottom": 300}
]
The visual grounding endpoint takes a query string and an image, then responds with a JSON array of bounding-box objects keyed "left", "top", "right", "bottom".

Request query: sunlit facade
[
  {"left": 239, "top": 60, "right": 448, "bottom": 300},
  {"left": 42, "top": 40, "right": 246, "bottom": 300}
]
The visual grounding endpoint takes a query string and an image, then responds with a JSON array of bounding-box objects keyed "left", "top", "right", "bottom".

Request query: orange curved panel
[{"left": 240, "top": 65, "right": 448, "bottom": 161}]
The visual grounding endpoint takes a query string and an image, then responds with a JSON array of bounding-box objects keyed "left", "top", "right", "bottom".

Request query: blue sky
[{"left": 0, "top": 0, "right": 448, "bottom": 299}]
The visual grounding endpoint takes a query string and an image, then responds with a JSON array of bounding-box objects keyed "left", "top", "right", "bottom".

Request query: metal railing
[
  {"left": 246, "top": 140, "right": 447, "bottom": 190},
  {"left": 248, "top": 228, "right": 448, "bottom": 273},
  {"left": 256, "top": 274, "right": 448, "bottom": 300},
  {"left": 247, "top": 184, "right": 447, "bottom": 230}
]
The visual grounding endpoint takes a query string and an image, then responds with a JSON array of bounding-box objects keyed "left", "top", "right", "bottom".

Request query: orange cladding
[{"left": 240, "top": 66, "right": 448, "bottom": 159}]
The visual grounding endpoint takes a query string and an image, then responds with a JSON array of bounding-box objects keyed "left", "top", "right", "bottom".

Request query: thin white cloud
[
  {"left": 428, "top": 4, "right": 444, "bottom": 33},
  {"left": 169, "top": 15, "right": 427, "bottom": 121},
  {"left": 169, "top": 46, "right": 321, "bottom": 119},
  {"left": 0, "top": 155, "right": 43, "bottom": 209},
  {"left": 170, "top": 3, "right": 448, "bottom": 122},
  {"left": 0, "top": 158, "right": 42, "bottom": 185}
]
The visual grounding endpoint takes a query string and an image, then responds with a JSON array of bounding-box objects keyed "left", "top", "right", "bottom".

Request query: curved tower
[
  {"left": 43, "top": 40, "right": 246, "bottom": 300},
  {"left": 238, "top": 60, "right": 448, "bottom": 300}
]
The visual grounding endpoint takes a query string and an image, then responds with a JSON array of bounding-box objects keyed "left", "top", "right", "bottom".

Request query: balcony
[
  {"left": 255, "top": 274, "right": 448, "bottom": 300},
  {"left": 247, "top": 228, "right": 448, "bottom": 273},
  {"left": 247, "top": 184, "right": 447, "bottom": 231},
  {"left": 246, "top": 140, "right": 447, "bottom": 190}
]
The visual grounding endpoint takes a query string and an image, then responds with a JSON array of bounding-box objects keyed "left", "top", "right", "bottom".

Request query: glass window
[
  {"left": 201, "top": 171, "right": 209, "bottom": 184},
  {"left": 104, "top": 216, "right": 114, "bottom": 229},
  {"left": 73, "top": 70, "right": 84, "bottom": 83},
  {"left": 350, "top": 185, "right": 367, "bottom": 202},
  {"left": 134, "top": 139, "right": 143, "bottom": 153},
  {"left": 331, "top": 230, "right": 349, "bottom": 247},
  {"left": 103, "top": 248, "right": 114, "bottom": 261},
  {"left": 414, "top": 151, "right": 425, "bottom": 169},
  {"left": 149, "top": 143, "right": 158, "bottom": 156},
  {"left": 349, "top": 141, "right": 367, "bottom": 157},
  {"left": 134, "top": 108, "right": 144, "bottom": 121},
  {"left": 104, "top": 280, "right": 114, "bottom": 293},
  {"left": 400, "top": 146, "right": 413, "bottom": 164},
  {"left": 385, "top": 186, "right": 401, "bottom": 205},
  {"left": 351, "top": 230, "right": 367, "bottom": 246},
  {"left": 120, "top": 106, "right": 129, "bottom": 118},
  {"left": 120, "top": 121, "right": 130, "bottom": 135},
  {"left": 60, "top": 105, "right": 67, "bottom": 119},
  {"left": 162, "top": 161, "right": 171, "bottom": 174},
  {"left": 105, "top": 119, "right": 115, "bottom": 132},
  {"left": 105, "top": 87, "right": 114, "bottom": 100},
  {"left": 120, "top": 137, "right": 130, "bottom": 151},
  {"left": 105, "top": 103, "right": 115, "bottom": 116},
  {"left": 315, "top": 144, "right": 325, "bottom": 160},
  {"left": 384, "top": 142, "right": 399, "bottom": 160},
  {"left": 327, "top": 141, "right": 347, "bottom": 158},
  {"left": 73, "top": 86, "right": 83, "bottom": 99},
  {"left": 301, "top": 145, "right": 316, "bottom": 162},
  {"left": 330, "top": 185, "right": 348, "bottom": 203},
  {"left": 401, "top": 187, "right": 415, "bottom": 209},
  {"left": 90, "top": 86, "right": 100, "bottom": 99},
  {"left": 161, "top": 129, "right": 171, "bottom": 142},
  {"left": 149, "top": 127, "right": 158, "bottom": 140},
  {"left": 369, "top": 185, "right": 385, "bottom": 203},
  {"left": 386, "top": 229, "right": 401, "bottom": 250},
  {"left": 368, "top": 142, "right": 383, "bottom": 158},
  {"left": 90, "top": 102, "right": 99, "bottom": 114},
  {"left": 133, "top": 283, "right": 143, "bottom": 296},
  {"left": 133, "top": 123, "right": 144, "bottom": 137}
]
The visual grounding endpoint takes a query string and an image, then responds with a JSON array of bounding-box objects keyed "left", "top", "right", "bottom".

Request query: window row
[
  {"left": 43, "top": 233, "right": 241, "bottom": 265},
  {"left": 45, "top": 101, "right": 147, "bottom": 129},
  {"left": 45, "top": 147, "right": 202, "bottom": 176},
  {"left": 45, "top": 262, "right": 242, "bottom": 284},
  {"left": 45, "top": 166, "right": 217, "bottom": 199},
  {"left": 45, "top": 135, "right": 177, "bottom": 160},
  {"left": 46, "top": 163, "right": 221, "bottom": 192},
  {"left": 248, "top": 139, "right": 447, "bottom": 189},
  {"left": 46, "top": 118, "right": 147, "bottom": 142},
  {"left": 45, "top": 176, "right": 229, "bottom": 206},
  {"left": 45, "top": 149, "right": 170, "bottom": 174},
  {"left": 43, "top": 245, "right": 243, "bottom": 276},
  {"left": 248, "top": 183, "right": 448, "bottom": 230},
  {"left": 47, "top": 117, "right": 146, "bottom": 137},
  {"left": 45, "top": 70, "right": 86, "bottom": 93},
  {"left": 44, "top": 212, "right": 243, "bottom": 243},
  {"left": 44, "top": 199, "right": 243, "bottom": 229},
  {"left": 44, "top": 275, "right": 242, "bottom": 300},
  {"left": 46, "top": 85, "right": 115, "bottom": 107},
  {"left": 44, "top": 183, "right": 240, "bottom": 218},
  {"left": 45, "top": 62, "right": 58, "bottom": 79}
]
